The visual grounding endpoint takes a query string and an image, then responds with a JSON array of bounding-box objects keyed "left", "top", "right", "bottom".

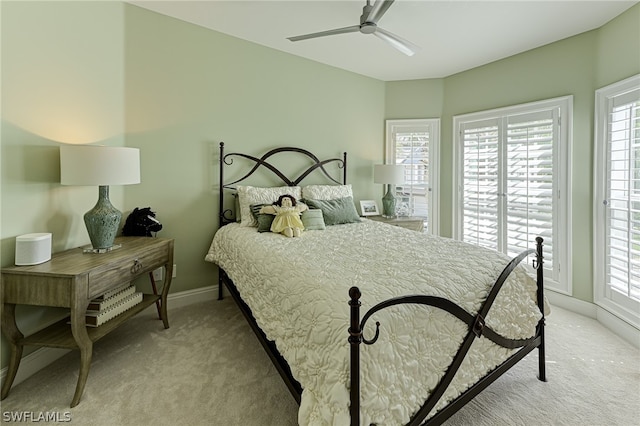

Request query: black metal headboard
[{"left": 218, "top": 142, "right": 347, "bottom": 227}]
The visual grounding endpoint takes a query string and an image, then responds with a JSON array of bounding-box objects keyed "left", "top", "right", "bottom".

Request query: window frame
[
  {"left": 453, "top": 96, "right": 573, "bottom": 295},
  {"left": 594, "top": 74, "right": 640, "bottom": 329},
  {"left": 385, "top": 118, "right": 440, "bottom": 234}
]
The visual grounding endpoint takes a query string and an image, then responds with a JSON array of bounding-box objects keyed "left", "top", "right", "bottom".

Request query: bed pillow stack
[
  {"left": 236, "top": 185, "right": 302, "bottom": 227},
  {"left": 249, "top": 202, "right": 326, "bottom": 232},
  {"left": 237, "top": 184, "right": 360, "bottom": 232}
]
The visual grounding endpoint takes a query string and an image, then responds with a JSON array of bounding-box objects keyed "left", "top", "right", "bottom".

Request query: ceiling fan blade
[
  {"left": 374, "top": 27, "right": 420, "bottom": 56},
  {"left": 287, "top": 25, "right": 360, "bottom": 42},
  {"left": 366, "top": 0, "right": 395, "bottom": 24}
]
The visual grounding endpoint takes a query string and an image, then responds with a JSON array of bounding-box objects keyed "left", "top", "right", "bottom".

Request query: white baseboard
[
  {"left": 545, "top": 290, "right": 598, "bottom": 317},
  {"left": 164, "top": 284, "right": 217, "bottom": 309},
  {"left": 546, "top": 290, "right": 640, "bottom": 348},
  {"left": 0, "top": 285, "right": 219, "bottom": 387},
  {"left": 596, "top": 306, "right": 640, "bottom": 348}
]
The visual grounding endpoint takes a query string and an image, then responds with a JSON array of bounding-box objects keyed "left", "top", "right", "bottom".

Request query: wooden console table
[{"left": 0, "top": 236, "right": 174, "bottom": 407}]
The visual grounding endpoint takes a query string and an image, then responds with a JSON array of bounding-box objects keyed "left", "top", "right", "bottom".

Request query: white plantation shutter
[
  {"left": 605, "top": 99, "right": 640, "bottom": 299},
  {"left": 505, "top": 111, "right": 555, "bottom": 265},
  {"left": 460, "top": 120, "right": 500, "bottom": 250},
  {"left": 459, "top": 113, "right": 556, "bottom": 258},
  {"left": 595, "top": 75, "right": 640, "bottom": 327},
  {"left": 455, "top": 97, "right": 571, "bottom": 293}
]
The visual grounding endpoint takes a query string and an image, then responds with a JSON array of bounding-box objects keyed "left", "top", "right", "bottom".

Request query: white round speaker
[{"left": 15, "top": 233, "right": 52, "bottom": 266}]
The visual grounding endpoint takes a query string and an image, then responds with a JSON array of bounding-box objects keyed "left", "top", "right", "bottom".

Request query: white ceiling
[{"left": 127, "top": 0, "right": 637, "bottom": 81}]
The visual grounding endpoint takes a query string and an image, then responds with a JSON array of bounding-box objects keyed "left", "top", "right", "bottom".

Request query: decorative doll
[{"left": 260, "top": 194, "right": 307, "bottom": 237}]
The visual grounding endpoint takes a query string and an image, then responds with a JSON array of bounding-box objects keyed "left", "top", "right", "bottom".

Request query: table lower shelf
[{"left": 21, "top": 294, "right": 161, "bottom": 349}]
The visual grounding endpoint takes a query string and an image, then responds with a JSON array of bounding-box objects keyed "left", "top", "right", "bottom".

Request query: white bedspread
[{"left": 205, "top": 220, "right": 545, "bottom": 425}]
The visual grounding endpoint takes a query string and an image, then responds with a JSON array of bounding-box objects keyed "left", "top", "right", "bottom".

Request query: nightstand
[
  {"left": 0, "top": 236, "right": 174, "bottom": 407},
  {"left": 366, "top": 216, "right": 425, "bottom": 232}
]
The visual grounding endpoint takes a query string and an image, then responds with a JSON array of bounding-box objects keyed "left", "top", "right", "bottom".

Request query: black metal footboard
[{"left": 348, "top": 237, "right": 546, "bottom": 426}]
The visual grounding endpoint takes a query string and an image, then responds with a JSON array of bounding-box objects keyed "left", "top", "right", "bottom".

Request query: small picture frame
[{"left": 360, "top": 200, "right": 380, "bottom": 216}]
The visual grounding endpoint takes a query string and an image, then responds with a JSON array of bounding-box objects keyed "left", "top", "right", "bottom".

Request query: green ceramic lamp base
[
  {"left": 381, "top": 187, "right": 396, "bottom": 218},
  {"left": 84, "top": 185, "right": 121, "bottom": 250}
]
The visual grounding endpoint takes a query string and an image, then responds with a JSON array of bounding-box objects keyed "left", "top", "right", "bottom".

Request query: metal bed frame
[{"left": 215, "top": 142, "right": 547, "bottom": 425}]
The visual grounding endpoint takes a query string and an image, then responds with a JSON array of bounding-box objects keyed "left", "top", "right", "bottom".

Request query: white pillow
[
  {"left": 302, "top": 184, "right": 352, "bottom": 200},
  {"left": 237, "top": 185, "right": 302, "bottom": 227}
]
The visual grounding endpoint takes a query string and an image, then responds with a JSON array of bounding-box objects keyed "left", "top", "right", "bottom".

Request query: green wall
[
  {"left": 596, "top": 2, "right": 640, "bottom": 87},
  {"left": 385, "top": 79, "right": 444, "bottom": 119},
  {"left": 1, "top": 0, "right": 127, "bottom": 255}
]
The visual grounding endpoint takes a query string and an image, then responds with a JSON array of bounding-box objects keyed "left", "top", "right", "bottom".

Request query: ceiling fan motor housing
[
  {"left": 360, "top": 23, "right": 377, "bottom": 34},
  {"left": 360, "top": 2, "right": 378, "bottom": 34}
]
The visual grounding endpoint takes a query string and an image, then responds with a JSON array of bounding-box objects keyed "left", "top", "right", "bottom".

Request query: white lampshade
[
  {"left": 60, "top": 145, "right": 140, "bottom": 186},
  {"left": 60, "top": 145, "right": 141, "bottom": 251},
  {"left": 374, "top": 164, "right": 405, "bottom": 184}
]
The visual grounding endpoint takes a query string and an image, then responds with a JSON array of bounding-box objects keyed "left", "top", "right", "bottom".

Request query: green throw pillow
[
  {"left": 301, "top": 209, "right": 325, "bottom": 230},
  {"left": 255, "top": 214, "right": 274, "bottom": 232},
  {"left": 303, "top": 197, "right": 361, "bottom": 226},
  {"left": 250, "top": 204, "right": 274, "bottom": 232}
]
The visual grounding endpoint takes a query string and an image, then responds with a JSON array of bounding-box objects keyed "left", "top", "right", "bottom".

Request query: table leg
[
  {"left": 148, "top": 272, "right": 162, "bottom": 319},
  {"left": 160, "top": 263, "right": 172, "bottom": 329},
  {"left": 70, "top": 343, "right": 92, "bottom": 408},
  {"left": 69, "top": 289, "right": 93, "bottom": 408},
  {"left": 1, "top": 303, "right": 24, "bottom": 400}
]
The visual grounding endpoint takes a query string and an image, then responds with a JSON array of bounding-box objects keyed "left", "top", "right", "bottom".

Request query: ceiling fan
[{"left": 287, "top": 0, "right": 420, "bottom": 56}]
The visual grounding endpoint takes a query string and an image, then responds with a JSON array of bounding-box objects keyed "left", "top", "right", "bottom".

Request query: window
[
  {"left": 385, "top": 119, "right": 440, "bottom": 234},
  {"left": 453, "top": 97, "right": 572, "bottom": 294},
  {"left": 594, "top": 75, "right": 640, "bottom": 328}
]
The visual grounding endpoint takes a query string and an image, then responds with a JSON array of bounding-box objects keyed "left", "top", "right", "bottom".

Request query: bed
[{"left": 205, "top": 143, "right": 548, "bottom": 425}]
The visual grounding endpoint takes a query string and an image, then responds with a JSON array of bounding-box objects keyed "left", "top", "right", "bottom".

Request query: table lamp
[
  {"left": 374, "top": 164, "right": 405, "bottom": 218},
  {"left": 60, "top": 145, "right": 140, "bottom": 252}
]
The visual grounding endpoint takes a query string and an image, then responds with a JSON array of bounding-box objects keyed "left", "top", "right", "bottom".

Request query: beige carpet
[{"left": 1, "top": 297, "right": 638, "bottom": 425}]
